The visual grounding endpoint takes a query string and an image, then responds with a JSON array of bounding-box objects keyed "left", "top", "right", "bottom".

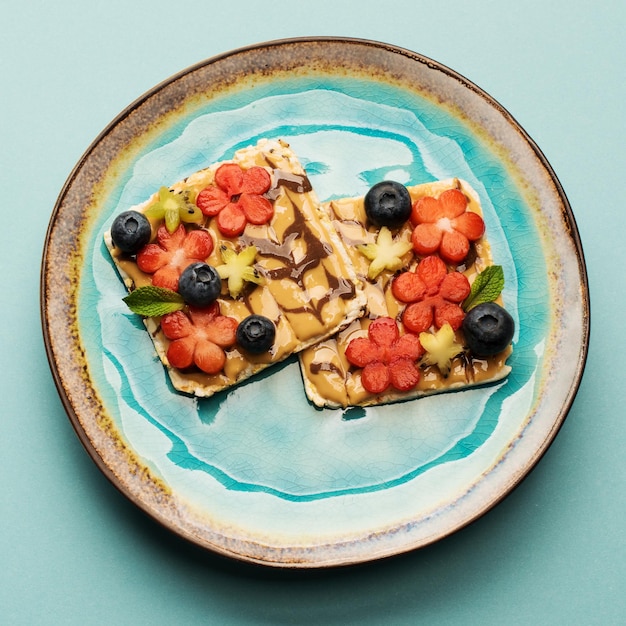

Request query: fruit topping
[
  {"left": 410, "top": 188, "right": 485, "bottom": 264},
  {"left": 345, "top": 317, "right": 424, "bottom": 394},
  {"left": 393, "top": 255, "right": 470, "bottom": 333},
  {"left": 364, "top": 180, "right": 412, "bottom": 228},
  {"left": 160, "top": 302, "right": 238, "bottom": 374},
  {"left": 178, "top": 262, "right": 221, "bottom": 308},
  {"left": 236, "top": 315, "right": 276, "bottom": 354},
  {"left": 357, "top": 227, "right": 412, "bottom": 280},
  {"left": 215, "top": 244, "right": 265, "bottom": 299},
  {"left": 136, "top": 224, "right": 214, "bottom": 292},
  {"left": 144, "top": 187, "right": 204, "bottom": 234},
  {"left": 419, "top": 323, "right": 464, "bottom": 376},
  {"left": 462, "top": 302, "right": 514, "bottom": 356},
  {"left": 196, "top": 163, "right": 274, "bottom": 237},
  {"left": 110, "top": 210, "right": 152, "bottom": 255}
]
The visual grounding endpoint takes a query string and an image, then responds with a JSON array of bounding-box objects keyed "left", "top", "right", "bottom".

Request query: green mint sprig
[
  {"left": 123, "top": 286, "right": 185, "bottom": 317},
  {"left": 462, "top": 265, "right": 505, "bottom": 311}
]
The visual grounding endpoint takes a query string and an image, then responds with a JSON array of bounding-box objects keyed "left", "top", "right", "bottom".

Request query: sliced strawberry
[
  {"left": 194, "top": 340, "right": 227, "bottom": 374},
  {"left": 196, "top": 186, "right": 228, "bottom": 216},
  {"left": 187, "top": 302, "right": 220, "bottom": 325},
  {"left": 152, "top": 265, "right": 182, "bottom": 291},
  {"left": 417, "top": 255, "right": 447, "bottom": 292},
  {"left": 411, "top": 196, "right": 440, "bottom": 225},
  {"left": 166, "top": 336, "right": 195, "bottom": 369},
  {"left": 239, "top": 193, "right": 274, "bottom": 225},
  {"left": 410, "top": 188, "right": 479, "bottom": 264},
  {"left": 392, "top": 270, "right": 427, "bottom": 303},
  {"left": 136, "top": 244, "right": 167, "bottom": 274},
  {"left": 438, "top": 271, "right": 471, "bottom": 302},
  {"left": 411, "top": 223, "right": 442, "bottom": 256},
  {"left": 136, "top": 224, "right": 212, "bottom": 291},
  {"left": 214, "top": 163, "right": 244, "bottom": 196},
  {"left": 402, "top": 301, "right": 434, "bottom": 334},
  {"left": 161, "top": 310, "right": 192, "bottom": 340},
  {"left": 452, "top": 211, "right": 485, "bottom": 240},
  {"left": 346, "top": 317, "right": 423, "bottom": 395},
  {"left": 438, "top": 188, "right": 467, "bottom": 218},
  {"left": 217, "top": 203, "right": 247, "bottom": 237},
  {"left": 345, "top": 336, "right": 384, "bottom": 368},
  {"left": 368, "top": 317, "right": 399, "bottom": 349},
  {"left": 157, "top": 223, "right": 186, "bottom": 250},
  {"left": 440, "top": 230, "right": 470, "bottom": 264},
  {"left": 161, "top": 304, "right": 237, "bottom": 375},
  {"left": 388, "top": 358, "right": 420, "bottom": 391},
  {"left": 202, "top": 314, "right": 238, "bottom": 348},
  {"left": 434, "top": 301, "right": 465, "bottom": 331},
  {"left": 361, "top": 361, "right": 390, "bottom": 394},
  {"left": 183, "top": 228, "right": 214, "bottom": 259},
  {"left": 389, "top": 332, "right": 424, "bottom": 361},
  {"left": 239, "top": 166, "right": 271, "bottom": 194}
]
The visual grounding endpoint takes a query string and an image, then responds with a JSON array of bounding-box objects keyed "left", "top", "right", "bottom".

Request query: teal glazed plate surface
[{"left": 41, "top": 38, "right": 589, "bottom": 567}]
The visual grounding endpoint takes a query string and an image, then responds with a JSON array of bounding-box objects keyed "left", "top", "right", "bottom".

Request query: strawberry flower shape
[
  {"left": 136, "top": 224, "right": 214, "bottom": 292},
  {"left": 196, "top": 163, "right": 274, "bottom": 237},
  {"left": 161, "top": 302, "right": 238, "bottom": 375},
  {"left": 345, "top": 317, "right": 424, "bottom": 394},
  {"left": 411, "top": 188, "right": 485, "bottom": 264},
  {"left": 392, "top": 255, "right": 471, "bottom": 334}
]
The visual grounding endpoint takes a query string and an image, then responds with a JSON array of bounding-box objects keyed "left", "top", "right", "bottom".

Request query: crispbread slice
[
  {"left": 299, "top": 178, "right": 512, "bottom": 408},
  {"left": 104, "top": 139, "right": 366, "bottom": 397}
]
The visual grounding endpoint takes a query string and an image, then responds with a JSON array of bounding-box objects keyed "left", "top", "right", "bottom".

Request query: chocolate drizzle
[
  {"left": 242, "top": 186, "right": 356, "bottom": 323},
  {"left": 265, "top": 169, "right": 313, "bottom": 200}
]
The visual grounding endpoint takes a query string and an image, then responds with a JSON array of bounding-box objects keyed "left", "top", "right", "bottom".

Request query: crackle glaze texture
[{"left": 41, "top": 38, "right": 588, "bottom": 567}]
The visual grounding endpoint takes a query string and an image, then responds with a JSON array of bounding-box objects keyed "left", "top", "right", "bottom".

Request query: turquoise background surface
[{"left": 2, "top": 1, "right": 623, "bottom": 624}]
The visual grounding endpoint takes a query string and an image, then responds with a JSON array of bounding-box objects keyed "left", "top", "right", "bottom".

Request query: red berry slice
[
  {"left": 440, "top": 230, "right": 470, "bottom": 264},
  {"left": 389, "top": 358, "right": 421, "bottom": 391},
  {"left": 136, "top": 224, "right": 214, "bottom": 291},
  {"left": 367, "top": 317, "right": 399, "bottom": 349},
  {"left": 410, "top": 188, "right": 484, "bottom": 264},
  {"left": 411, "top": 223, "right": 442, "bottom": 256},
  {"left": 452, "top": 211, "right": 485, "bottom": 240},
  {"left": 217, "top": 203, "right": 247, "bottom": 238},
  {"left": 392, "top": 271, "right": 426, "bottom": 303},
  {"left": 402, "top": 301, "right": 434, "bottom": 334},
  {"left": 239, "top": 193, "right": 274, "bottom": 225},
  {"left": 214, "top": 163, "right": 245, "bottom": 196},
  {"left": 161, "top": 304, "right": 237, "bottom": 375},
  {"left": 434, "top": 301, "right": 466, "bottom": 331},
  {"left": 196, "top": 186, "right": 228, "bottom": 216},
  {"left": 238, "top": 166, "right": 271, "bottom": 194},
  {"left": 389, "top": 333, "right": 424, "bottom": 361},
  {"left": 417, "top": 255, "right": 447, "bottom": 291},
  {"left": 438, "top": 272, "right": 471, "bottom": 302},
  {"left": 344, "top": 336, "right": 384, "bottom": 368},
  {"left": 193, "top": 340, "right": 227, "bottom": 375},
  {"left": 167, "top": 336, "right": 195, "bottom": 370},
  {"left": 361, "top": 361, "right": 391, "bottom": 394},
  {"left": 345, "top": 317, "right": 424, "bottom": 395}
]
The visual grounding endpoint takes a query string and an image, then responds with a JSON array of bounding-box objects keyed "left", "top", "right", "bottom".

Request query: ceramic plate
[{"left": 41, "top": 38, "right": 589, "bottom": 568}]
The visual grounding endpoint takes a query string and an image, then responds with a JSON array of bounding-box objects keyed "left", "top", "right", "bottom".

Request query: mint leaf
[
  {"left": 463, "top": 265, "right": 505, "bottom": 311},
  {"left": 123, "top": 286, "right": 185, "bottom": 317}
]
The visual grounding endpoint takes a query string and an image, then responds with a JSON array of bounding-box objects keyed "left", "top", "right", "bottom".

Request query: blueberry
[
  {"left": 110, "top": 210, "right": 152, "bottom": 254},
  {"left": 178, "top": 263, "right": 221, "bottom": 307},
  {"left": 364, "top": 181, "right": 412, "bottom": 228},
  {"left": 462, "top": 302, "right": 515, "bottom": 357},
  {"left": 236, "top": 315, "right": 276, "bottom": 354}
]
